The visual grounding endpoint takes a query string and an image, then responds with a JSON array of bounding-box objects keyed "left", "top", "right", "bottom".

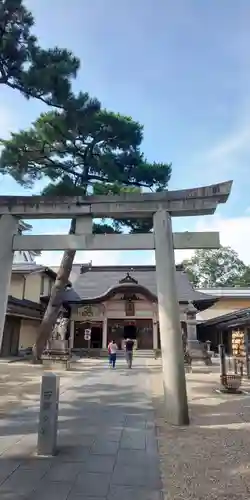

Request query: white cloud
[
  {"left": 195, "top": 214, "right": 250, "bottom": 265},
  {"left": 192, "top": 107, "right": 250, "bottom": 181},
  {"left": 205, "top": 126, "right": 250, "bottom": 164},
  {"left": 37, "top": 250, "right": 121, "bottom": 267}
]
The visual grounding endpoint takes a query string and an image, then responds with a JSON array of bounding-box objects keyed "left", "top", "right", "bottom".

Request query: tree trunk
[{"left": 32, "top": 219, "right": 76, "bottom": 362}]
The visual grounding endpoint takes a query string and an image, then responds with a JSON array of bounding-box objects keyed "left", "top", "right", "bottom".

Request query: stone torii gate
[{"left": 0, "top": 180, "right": 232, "bottom": 426}]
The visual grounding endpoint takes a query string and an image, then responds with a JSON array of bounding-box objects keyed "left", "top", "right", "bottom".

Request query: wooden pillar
[
  {"left": 153, "top": 320, "right": 158, "bottom": 349},
  {"left": 69, "top": 320, "right": 74, "bottom": 349},
  {"left": 102, "top": 316, "right": 108, "bottom": 349}
]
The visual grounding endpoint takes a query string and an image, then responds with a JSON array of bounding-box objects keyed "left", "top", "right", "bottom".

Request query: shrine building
[{"left": 53, "top": 265, "right": 216, "bottom": 352}]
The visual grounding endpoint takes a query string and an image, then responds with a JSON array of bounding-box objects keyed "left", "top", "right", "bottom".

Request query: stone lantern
[{"left": 185, "top": 301, "right": 201, "bottom": 358}]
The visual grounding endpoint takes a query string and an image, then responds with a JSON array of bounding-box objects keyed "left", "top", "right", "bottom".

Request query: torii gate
[{"left": 0, "top": 180, "right": 232, "bottom": 426}]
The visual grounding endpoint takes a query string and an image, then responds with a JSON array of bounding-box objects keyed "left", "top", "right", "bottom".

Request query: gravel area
[{"left": 148, "top": 360, "right": 250, "bottom": 499}]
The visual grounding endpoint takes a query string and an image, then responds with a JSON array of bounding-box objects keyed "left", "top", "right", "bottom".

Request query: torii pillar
[
  {"left": 0, "top": 215, "right": 19, "bottom": 351},
  {"left": 154, "top": 210, "right": 189, "bottom": 425}
]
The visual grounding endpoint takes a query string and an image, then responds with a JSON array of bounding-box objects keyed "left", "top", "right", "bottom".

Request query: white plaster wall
[
  {"left": 9, "top": 276, "right": 24, "bottom": 299},
  {"left": 197, "top": 299, "right": 250, "bottom": 321},
  {"left": 19, "top": 319, "right": 39, "bottom": 349}
]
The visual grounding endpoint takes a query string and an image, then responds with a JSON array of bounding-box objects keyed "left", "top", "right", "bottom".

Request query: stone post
[
  {"left": 0, "top": 215, "right": 19, "bottom": 352},
  {"left": 153, "top": 210, "right": 189, "bottom": 426},
  {"left": 219, "top": 344, "right": 226, "bottom": 377},
  {"left": 244, "top": 328, "right": 250, "bottom": 379},
  {"left": 37, "top": 373, "right": 60, "bottom": 456}
]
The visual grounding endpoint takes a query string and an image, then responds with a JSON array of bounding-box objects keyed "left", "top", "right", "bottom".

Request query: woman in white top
[{"left": 108, "top": 340, "right": 118, "bottom": 368}]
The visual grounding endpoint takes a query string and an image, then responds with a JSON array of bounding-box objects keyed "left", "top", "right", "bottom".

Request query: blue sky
[{"left": 1, "top": 0, "right": 250, "bottom": 265}]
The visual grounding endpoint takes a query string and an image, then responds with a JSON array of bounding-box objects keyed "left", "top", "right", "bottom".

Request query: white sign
[
  {"left": 72, "top": 304, "right": 103, "bottom": 320},
  {"left": 84, "top": 329, "right": 91, "bottom": 341}
]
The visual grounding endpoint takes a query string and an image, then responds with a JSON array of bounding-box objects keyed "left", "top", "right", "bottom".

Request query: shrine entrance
[
  {"left": 74, "top": 321, "right": 102, "bottom": 349},
  {"left": 123, "top": 322, "right": 137, "bottom": 340},
  {"left": 107, "top": 319, "right": 153, "bottom": 350}
]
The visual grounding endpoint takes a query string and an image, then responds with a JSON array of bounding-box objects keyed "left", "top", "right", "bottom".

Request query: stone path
[{"left": 0, "top": 358, "right": 163, "bottom": 499}]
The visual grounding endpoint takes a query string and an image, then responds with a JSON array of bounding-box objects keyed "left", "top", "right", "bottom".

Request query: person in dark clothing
[{"left": 124, "top": 338, "right": 135, "bottom": 368}]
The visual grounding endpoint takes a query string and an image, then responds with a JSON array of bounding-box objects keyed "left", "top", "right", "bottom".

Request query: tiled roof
[
  {"left": 50, "top": 264, "right": 82, "bottom": 284},
  {"left": 11, "top": 263, "right": 58, "bottom": 280},
  {"left": 12, "top": 263, "right": 45, "bottom": 273},
  {"left": 8, "top": 295, "right": 43, "bottom": 311},
  {"left": 197, "top": 288, "right": 250, "bottom": 298},
  {"left": 198, "top": 307, "right": 250, "bottom": 331},
  {"left": 7, "top": 295, "right": 44, "bottom": 319},
  {"left": 59, "top": 265, "right": 216, "bottom": 310}
]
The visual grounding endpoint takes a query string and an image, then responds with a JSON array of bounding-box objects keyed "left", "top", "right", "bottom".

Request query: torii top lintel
[{"left": 0, "top": 181, "right": 232, "bottom": 219}]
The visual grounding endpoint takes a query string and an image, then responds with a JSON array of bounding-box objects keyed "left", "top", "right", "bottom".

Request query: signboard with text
[{"left": 84, "top": 328, "right": 91, "bottom": 341}]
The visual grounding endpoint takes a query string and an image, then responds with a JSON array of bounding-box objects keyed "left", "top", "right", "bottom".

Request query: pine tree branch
[{"left": 0, "top": 78, "right": 67, "bottom": 109}]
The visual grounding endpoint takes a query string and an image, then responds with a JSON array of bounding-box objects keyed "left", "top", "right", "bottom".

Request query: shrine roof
[
  {"left": 7, "top": 295, "right": 43, "bottom": 319},
  {"left": 198, "top": 307, "right": 250, "bottom": 331},
  {"left": 57, "top": 265, "right": 216, "bottom": 312},
  {"left": 12, "top": 263, "right": 58, "bottom": 279}
]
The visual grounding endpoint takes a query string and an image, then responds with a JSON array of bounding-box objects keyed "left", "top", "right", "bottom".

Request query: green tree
[
  {"left": 182, "top": 247, "right": 247, "bottom": 288},
  {"left": 0, "top": 0, "right": 80, "bottom": 107},
  {"left": 0, "top": 103, "right": 171, "bottom": 359},
  {"left": 234, "top": 266, "right": 250, "bottom": 287}
]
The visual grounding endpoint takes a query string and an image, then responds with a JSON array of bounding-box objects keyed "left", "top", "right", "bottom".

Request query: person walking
[
  {"left": 108, "top": 340, "right": 118, "bottom": 369},
  {"left": 124, "top": 338, "right": 135, "bottom": 368}
]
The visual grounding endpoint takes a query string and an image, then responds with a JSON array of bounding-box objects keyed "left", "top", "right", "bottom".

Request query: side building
[
  {"left": 197, "top": 288, "right": 250, "bottom": 353},
  {"left": 2, "top": 263, "right": 58, "bottom": 357}
]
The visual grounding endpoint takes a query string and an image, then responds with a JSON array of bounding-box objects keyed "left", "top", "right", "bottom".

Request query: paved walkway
[{"left": 0, "top": 358, "right": 162, "bottom": 500}]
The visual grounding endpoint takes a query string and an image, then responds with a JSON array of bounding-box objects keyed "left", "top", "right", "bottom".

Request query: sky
[{"left": 1, "top": 0, "right": 250, "bottom": 267}]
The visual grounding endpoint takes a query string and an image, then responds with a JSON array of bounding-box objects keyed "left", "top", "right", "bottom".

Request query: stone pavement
[{"left": 0, "top": 358, "right": 163, "bottom": 500}]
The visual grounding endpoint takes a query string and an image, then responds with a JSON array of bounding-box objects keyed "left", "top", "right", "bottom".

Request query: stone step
[{"left": 134, "top": 350, "right": 155, "bottom": 358}]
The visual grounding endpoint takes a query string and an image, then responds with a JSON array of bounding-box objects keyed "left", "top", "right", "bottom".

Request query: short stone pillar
[
  {"left": 219, "top": 344, "right": 226, "bottom": 377},
  {"left": 37, "top": 373, "right": 60, "bottom": 456},
  {"left": 206, "top": 340, "right": 212, "bottom": 352}
]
